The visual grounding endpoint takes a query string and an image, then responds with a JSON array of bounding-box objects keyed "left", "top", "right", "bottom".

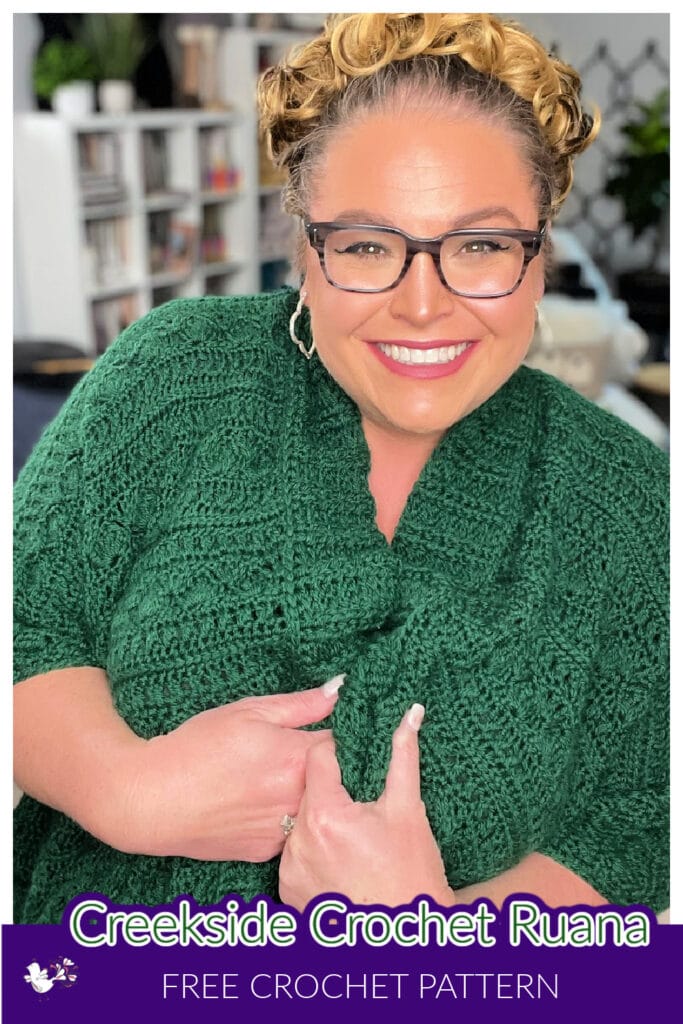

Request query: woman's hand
[
  {"left": 110, "top": 678, "right": 345, "bottom": 862},
  {"left": 278, "top": 704, "right": 455, "bottom": 909}
]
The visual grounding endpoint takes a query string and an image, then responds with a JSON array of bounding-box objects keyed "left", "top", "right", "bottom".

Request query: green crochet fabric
[{"left": 14, "top": 288, "right": 669, "bottom": 923}]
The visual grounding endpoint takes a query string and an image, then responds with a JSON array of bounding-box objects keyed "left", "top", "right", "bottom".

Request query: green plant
[
  {"left": 32, "top": 38, "right": 95, "bottom": 100},
  {"left": 77, "top": 13, "right": 147, "bottom": 81},
  {"left": 605, "top": 88, "right": 669, "bottom": 264}
]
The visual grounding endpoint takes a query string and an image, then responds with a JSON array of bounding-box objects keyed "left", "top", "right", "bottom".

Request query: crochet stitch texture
[{"left": 14, "top": 288, "right": 669, "bottom": 922}]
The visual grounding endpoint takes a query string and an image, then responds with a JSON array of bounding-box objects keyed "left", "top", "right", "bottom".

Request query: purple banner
[{"left": 3, "top": 895, "right": 680, "bottom": 1023}]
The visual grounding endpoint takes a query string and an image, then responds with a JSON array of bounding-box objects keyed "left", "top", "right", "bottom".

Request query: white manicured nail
[
  {"left": 406, "top": 703, "right": 425, "bottom": 731},
  {"left": 322, "top": 673, "right": 346, "bottom": 697}
]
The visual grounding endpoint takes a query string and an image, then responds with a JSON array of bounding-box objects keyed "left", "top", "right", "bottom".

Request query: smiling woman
[
  {"left": 14, "top": 13, "right": 668, "bottom": 923},
  {"left": 300, "top": 112, "right": 545, "bottom": 447}
]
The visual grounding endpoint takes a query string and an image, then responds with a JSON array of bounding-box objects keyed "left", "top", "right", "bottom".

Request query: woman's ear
[
  {"left": 297, "top": 278, "right": 312, "bottom": 309},
  {"left": 534, "top": 273, "right": 546, "bottom": 304},
  {"left": 536, "top": 223, "right": 551, "bottom": 302}
]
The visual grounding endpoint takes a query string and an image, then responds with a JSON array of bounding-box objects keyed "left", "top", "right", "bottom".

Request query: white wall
[
  {"left": 507, "top": 13, "right": 668, "bottom": 70},
  {"left": 13, "top": 14, "right": 41, "bottom": 338},
  {"left": 13, "top": 13, "right": 40, "bottom": 113},
  {"left": 508, "top": 13, "right": 669, "bottom": 274}
]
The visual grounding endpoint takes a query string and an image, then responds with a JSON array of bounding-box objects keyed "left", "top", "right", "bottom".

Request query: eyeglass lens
[{"left": 323, "top": 227, "right": 528, "bottom": 296}]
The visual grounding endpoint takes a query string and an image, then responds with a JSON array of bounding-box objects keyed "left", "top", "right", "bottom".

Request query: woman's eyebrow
[
  {"left": 332, "top": 209, "right": 397, "bottom": 226},
  {"left": 449, "top": 206, "right": 523, "bottom": 228},
  {"left": 330, "top": 206, "right": 524, "bottom": 229}
]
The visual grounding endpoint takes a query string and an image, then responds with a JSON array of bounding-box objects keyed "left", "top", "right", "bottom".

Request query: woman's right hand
[
  {"left": 109, "top": 678, "right": 345, "bottom": 861},
  {"left": 14, "top": 667, "right": 344, "bottom": 863}
]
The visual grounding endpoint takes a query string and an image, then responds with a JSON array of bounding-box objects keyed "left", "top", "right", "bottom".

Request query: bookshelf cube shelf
[
  {"left": 198, "top": 124, "right": 241, "bottom": 194},
  {"left": 92, "top": 294, "right": 139, "bottom": 357},
  {"left": 219, "top": 27, "right": 312, "bottom": 292},
  {"left": 15, "top": 109, "right": 255, "bottom": 356}
]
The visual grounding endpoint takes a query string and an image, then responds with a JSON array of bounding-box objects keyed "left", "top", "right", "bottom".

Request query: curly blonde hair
[{"left": 257, "top": 13, "right": 599, "bottom": 229}]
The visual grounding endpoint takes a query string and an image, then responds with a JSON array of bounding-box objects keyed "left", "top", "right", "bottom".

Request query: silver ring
[{"left": 280, "top": 814, "right": 296, "bottom": 838}]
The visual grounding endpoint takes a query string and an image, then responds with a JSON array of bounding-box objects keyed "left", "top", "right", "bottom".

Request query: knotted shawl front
[{"left": 14, "top": 289, "right": 669, "bottom": 922}]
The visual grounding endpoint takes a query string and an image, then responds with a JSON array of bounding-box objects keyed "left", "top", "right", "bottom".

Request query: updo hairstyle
[{"left": 257, "top": 13, "right": 599, "bottom": 234}]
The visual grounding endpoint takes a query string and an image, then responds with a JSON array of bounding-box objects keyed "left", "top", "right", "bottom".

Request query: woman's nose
[{"left": 387, "top": 251, "right": 455, "bottom": 325}]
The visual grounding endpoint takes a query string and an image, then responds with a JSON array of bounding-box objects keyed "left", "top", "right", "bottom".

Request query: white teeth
[{"left": 378, "top": 342, "right": 470, "bottom": 365}]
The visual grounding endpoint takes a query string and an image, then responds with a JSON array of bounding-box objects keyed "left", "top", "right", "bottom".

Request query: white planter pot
[
  {"left": 99, "top": 79, "right": 134, "bottom": 115},
  {"left": 52, "top": 81, "right": 95, "bottom": 118}
]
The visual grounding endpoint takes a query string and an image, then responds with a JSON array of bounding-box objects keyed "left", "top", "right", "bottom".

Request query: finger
[
  {"left": 244, "top": 675, "right": 346, "bottom": 728},
  {"left": 292, "top": 727, "right": 334, "bottom": 755},
  {"left": 382, "top": 703, "right": 424, "bottom": 808},
  {"left": 302, "top": 735, "right": 351, "bottom": 806},
  {"left": 301, "top": 727, "right": 334, "bottom": 746}
]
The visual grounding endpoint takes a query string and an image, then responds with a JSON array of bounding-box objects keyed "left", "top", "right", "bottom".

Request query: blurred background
[{"left": 13, "top": 12, "right": 670, "bottom": 476}]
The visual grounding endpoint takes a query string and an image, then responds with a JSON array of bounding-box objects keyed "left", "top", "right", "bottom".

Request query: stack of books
[
  {"left": 78, "top": 133, "right": 127, "bottom": 206},
  {"left": 84, "top": 218, "right": 130, "bottom": 287},
  {"left": 92, "top": 295, "right": 138, "bottom": 354},
  {"left": 148, "top": 211, "right": 197, "bottom": 276},
  {"left": 199, "top": 126, "right": 241, "bottom": 193}
]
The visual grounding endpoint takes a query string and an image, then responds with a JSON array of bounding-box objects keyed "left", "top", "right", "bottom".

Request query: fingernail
[
  {"left": 406, "top": 703, "right": 425, "bottom": 732},
  {"left": 322, "top": 673, "right": 346, "bottom": 698}
]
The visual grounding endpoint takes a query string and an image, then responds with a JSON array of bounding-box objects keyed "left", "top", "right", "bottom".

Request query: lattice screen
[{"left": 553, "top": 38, "right": 669, "bottom": 281}]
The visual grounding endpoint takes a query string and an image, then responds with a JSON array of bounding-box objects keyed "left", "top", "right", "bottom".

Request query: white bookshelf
[
  {"left": 14, "top": 109, "right": 255, "bottom": 355},
  {"left": 218, "top": 27, "right": 312, "bottom": 292},
  {"left": 14, "top": 28, "right": 318, "bottom": 354}
]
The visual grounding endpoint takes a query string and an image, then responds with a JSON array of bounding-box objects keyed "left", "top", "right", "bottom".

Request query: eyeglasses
[{"left": 305, "top": 221, "right": 546, "bottom": 298}]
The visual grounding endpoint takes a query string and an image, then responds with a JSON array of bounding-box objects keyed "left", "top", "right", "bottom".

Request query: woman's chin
[{"left": 366, "top": 405, "right": 465, "bottom": 442}]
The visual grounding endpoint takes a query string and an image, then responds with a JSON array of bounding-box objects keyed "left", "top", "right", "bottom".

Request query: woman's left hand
[{"left": 278, "top": 704, "right": 455, "bottom": 910}]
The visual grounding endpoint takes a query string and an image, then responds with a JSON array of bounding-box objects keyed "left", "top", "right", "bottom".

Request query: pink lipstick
[{"left": 366, "top": 339, "right": 480, "bottom": 379}]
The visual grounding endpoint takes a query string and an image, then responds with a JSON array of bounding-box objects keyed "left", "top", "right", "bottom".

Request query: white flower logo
[{"left": 24, "top": 956, "right": 78, "bottom": 994}]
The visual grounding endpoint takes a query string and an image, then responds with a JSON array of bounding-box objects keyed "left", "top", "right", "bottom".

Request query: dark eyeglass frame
[{"left": 305, "top": 220, "right": 547, "bottom": 298}]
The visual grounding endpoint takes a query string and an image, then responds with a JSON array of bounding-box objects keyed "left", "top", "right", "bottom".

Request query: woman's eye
[
  {"left": 459, "top": 238, "right": 506, "bottom": 255},
  {"left": 336, "top": 241, "right": 389, "bottom": 257}
]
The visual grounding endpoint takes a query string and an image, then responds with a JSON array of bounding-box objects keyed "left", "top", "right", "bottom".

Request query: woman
[{"left": 14, "top": 13, "right": 668, "bottom": 922}]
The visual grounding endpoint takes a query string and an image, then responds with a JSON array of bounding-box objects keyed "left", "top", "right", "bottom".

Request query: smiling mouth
[{"left": 376, "top": 341, "right": 473, "bottom": 365}]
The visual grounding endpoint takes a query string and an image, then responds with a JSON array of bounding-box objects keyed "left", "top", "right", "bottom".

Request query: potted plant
[
  {"left": 32, "top": 38, "right": 96, "bottom": 117},
  {"left": 77, "top": 13, "right": 147, "bottom": 114},
  {"left": 605, "top": 88, "right": 669, "bottom": 271},
  {"left": 604, "top": 88, "right": 669, "bottom": 344}
]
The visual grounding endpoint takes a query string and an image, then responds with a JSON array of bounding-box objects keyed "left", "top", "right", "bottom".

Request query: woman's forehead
[{"left": 309, "top": 109, "right": 539, "bottom": 229}]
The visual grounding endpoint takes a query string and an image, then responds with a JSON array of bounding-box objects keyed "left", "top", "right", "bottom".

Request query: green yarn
[{"left": 14, "top": 288, "right": 669, "bottom": 922}]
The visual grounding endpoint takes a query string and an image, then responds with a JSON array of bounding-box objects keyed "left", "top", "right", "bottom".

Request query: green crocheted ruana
[{"left": 14, "top": 288, "right": 669, "bottom": 923}]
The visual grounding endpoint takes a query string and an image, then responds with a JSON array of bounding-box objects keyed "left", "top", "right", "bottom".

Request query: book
[
  {"left": 92, "top": 294, "right": 137, "bottom": 354},
  {"left": 199, "top": 126, "right": 241, "bottom": 193},
  {"left": 78, "top": 132, "right": 127, "bottom": 205},
  {"left": 84, "top": 217, "right": 130, "bottom": 287}
]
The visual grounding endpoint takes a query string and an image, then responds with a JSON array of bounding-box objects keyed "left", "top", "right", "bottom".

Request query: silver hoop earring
[{"left": 289, "top": 291, "right": 316, "bottom": 360}]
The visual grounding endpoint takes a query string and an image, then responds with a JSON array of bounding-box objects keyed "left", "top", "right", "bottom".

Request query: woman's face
[{"left": 302, "top": 107, "right": 545, "bottom": 444}]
